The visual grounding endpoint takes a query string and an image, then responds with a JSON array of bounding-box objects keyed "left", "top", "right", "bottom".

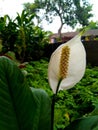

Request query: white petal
[{"left": 48, "top": 34, "right": 86, "bottom": 93}]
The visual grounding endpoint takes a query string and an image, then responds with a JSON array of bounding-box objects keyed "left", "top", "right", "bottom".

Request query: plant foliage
[
  {"left": 0, "top": 10, "right": 52, "bottom": 62},
  {"left": 0, "top": 56, "right": 51, "bottom": 130},
  {"left": 24, "top": 59, "right": 98, "bottom": 130}
]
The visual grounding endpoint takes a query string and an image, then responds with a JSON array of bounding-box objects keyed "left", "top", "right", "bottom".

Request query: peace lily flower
[{"left": 48, "top": 34, "right": 86, "bottom": 94}]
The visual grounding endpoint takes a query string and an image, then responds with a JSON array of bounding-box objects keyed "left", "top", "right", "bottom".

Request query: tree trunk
[{"left": 58, "top": 22, "right": 63, "bottom": 40}]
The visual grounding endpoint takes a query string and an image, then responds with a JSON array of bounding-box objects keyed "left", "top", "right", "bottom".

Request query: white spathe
[{"left": 48, "top": 34, "right": 86, "bottom": 93}]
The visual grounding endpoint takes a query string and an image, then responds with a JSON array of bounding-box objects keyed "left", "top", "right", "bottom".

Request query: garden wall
[
  {"left": 83, "top": 41, "right": 98, "bottom": 66},
  {"left": 45, "top": 41, "right": 98, "bottom": 66}
]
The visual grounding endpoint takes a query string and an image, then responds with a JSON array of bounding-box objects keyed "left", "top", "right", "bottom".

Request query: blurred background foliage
[{"left": 0, "top": 10, "right": 52, "bottom": 62}]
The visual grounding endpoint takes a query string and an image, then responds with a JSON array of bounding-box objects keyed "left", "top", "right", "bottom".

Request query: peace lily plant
[
  {"left": 0, "top": 31, "right": 86, "bottom": 130},
  {"left": 48, "top": 32, "right": 86, "bottom": 129}
]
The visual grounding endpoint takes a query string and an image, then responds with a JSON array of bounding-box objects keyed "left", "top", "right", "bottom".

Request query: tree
[
  {"left": 14, "top": 10, "right": 35, "bottom": 61},
  {"left": 24, "top": 0, "right": 93, "bottom": 37},
  {"left": 73, "top": 0, "right": 93, "bottom": 26},
  {"left": 88, "top": 20, "right": 98, "bottom": 29},
  {"left": 76, "top": 20, "right": 98, "bottom": 31},
  {"left": 23, "top": 2, "right": 41, "bottom": 25}
]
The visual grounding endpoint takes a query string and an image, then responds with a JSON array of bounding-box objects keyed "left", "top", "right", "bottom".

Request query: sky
[{"left": 0, "top": 0, "right": 98, "bottom": 33}]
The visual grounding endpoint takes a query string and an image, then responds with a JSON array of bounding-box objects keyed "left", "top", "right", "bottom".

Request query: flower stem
[
  {"left": 51, "top": 79, "right": 62, "bottom": 130},
  {"left": 56, "top": 78, "right": 62, "bottom": 95},
  {"left": 51, "top": 94, "right": 56, "bottom": 130}
]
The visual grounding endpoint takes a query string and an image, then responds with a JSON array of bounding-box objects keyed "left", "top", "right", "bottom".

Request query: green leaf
[
  {"left": 65, "top": 116, "right": 98, "bottom": 130},
  {"left": 0, "top": 56, "right": 51, "bottom": 130},
  {"left": 30, "top": 87, "right": 51, "bottom": 130},
  {"left": 65, "top": 103, "right": 98, "bottom": 130}
]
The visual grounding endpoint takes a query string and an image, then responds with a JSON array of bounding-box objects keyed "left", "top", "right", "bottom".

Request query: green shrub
[{"left": 0, "top": 11, "right": 52, "bottom": 62}]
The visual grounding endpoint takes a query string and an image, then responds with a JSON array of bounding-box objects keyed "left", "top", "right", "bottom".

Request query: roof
[
  {"left": 50, "top": 31, "right": 78, "bottom": 38},
  {"left": 83, "top": 29, "right": 98, "bottom": 36},
  {"left": 50, "top": 29, "right": 98, "bottom": 38}
]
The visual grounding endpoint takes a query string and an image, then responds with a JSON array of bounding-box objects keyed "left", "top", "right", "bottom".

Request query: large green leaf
[
  {"left": 30, "top": 88, "right": 51, "bottom": 130},
  {"left": 65, "top": 116, "right": 98, "bottom": 130},
  {"left": 65, "top": 106, "right": 98, "bottom": 130},
  {"left": 0, "top": 56, "right": 51, "bottom": 130}
]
